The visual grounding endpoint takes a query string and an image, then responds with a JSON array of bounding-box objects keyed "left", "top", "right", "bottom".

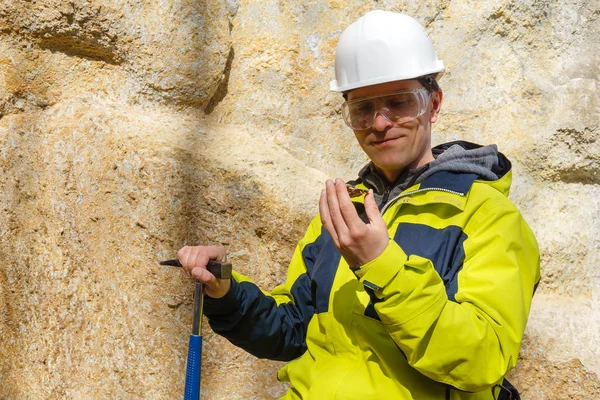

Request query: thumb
[
  {"left": 364, "top": 190, "right": 382, "bottom": 224},
  {"left": 191, "top": 267, "right": 217, "bottom": 285}
]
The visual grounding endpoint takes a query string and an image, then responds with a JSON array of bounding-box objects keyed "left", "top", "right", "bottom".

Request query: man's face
[{"left": 347, "top": 79, "right": 442, "bottom": 182}]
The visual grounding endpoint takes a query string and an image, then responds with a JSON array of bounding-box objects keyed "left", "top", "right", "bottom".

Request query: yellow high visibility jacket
[{"left": 204, "top": 143, "right": 540, "bottom": 400}]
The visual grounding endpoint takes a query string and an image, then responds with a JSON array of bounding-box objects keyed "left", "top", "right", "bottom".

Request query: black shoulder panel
[
  {"left": 302, "top": 227, "right": 341, "bottom": 313},
  {"left": 393, "top": 223, "right": 468, "bottom": 301},
  {"left": 420, "top": 171, "right": 478, "bottom": 194}
]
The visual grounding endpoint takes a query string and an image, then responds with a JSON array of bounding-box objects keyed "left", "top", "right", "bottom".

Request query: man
[{"left": 177, "top": 10, "right": 540, "bottom": 399}]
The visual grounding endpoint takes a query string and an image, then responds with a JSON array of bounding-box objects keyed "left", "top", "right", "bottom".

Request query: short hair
[{"left": 417, "top": 75, "right": 440, "bottom": 93}]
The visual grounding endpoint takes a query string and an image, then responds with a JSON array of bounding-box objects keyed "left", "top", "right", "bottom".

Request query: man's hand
[
  {"left": 177, "top": 245, "right": 231, "bottom": 298},
  {"left": 319, "top": 178, "right": 389, "bottom": 269}
]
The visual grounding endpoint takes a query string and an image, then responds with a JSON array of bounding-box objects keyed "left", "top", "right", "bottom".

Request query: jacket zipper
[
  {"left": 381, "top": 186, "right": 391, "bottom": 207},
  {"left": 380, "top": 187, "right": 466, "bottom": 216}
]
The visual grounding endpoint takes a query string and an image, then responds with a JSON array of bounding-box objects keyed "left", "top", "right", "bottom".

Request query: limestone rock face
[
  {"left": 0, "top": 0, "right": 233, "bottom": 108},
  {"left": 0, "top": 1, "right": 599, "bottom": 399}
]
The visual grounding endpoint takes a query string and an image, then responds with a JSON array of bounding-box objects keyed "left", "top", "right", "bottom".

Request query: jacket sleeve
[
  {"left": 353, "top": 199, "right": 541, "bottom": 392},
  {"left": 203, "top": 217, "right": 321, "bottom": 361}
]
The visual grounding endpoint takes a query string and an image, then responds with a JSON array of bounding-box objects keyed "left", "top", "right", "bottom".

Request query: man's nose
[{"left": 372, "top": 111, "right": 393, "bottom": 131}]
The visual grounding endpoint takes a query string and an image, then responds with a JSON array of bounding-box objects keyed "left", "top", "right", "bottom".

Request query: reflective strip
[{"left": 363, "top": 280, "right": 382, "bottom": 291}]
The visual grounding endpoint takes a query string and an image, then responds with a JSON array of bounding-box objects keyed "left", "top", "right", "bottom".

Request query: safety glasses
[{"left": 341, "top": 88, "right": 430, "bottom": 130}]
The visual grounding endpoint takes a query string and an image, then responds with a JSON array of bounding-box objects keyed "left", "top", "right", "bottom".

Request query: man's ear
[{"left": 430, "top": 89, "right": 443, "bottom": 123}]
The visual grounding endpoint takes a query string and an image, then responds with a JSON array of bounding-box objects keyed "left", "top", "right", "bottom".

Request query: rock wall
[{"left": 0, "top": 0, "right": 598, "bottom": 399}]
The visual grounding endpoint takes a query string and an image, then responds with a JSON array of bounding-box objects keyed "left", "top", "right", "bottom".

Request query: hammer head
[
  {"left": 160, "top": 259, "right": 232, "bottom": 280},
  {"left": 206, "top": 259, "right": 232, "bottom": 280}
]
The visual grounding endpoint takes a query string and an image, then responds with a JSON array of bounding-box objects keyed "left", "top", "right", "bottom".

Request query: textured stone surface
[
  {"left": 0, "top": 0, "right": 233, "bottom": 108},
  {"left": 0, "top": 0, "right": 599, "bottom": 399},
  {"left": 509, "top": 332, "right": 600, "bottom": 400},
  {"left": 0, "top": 101, "right": 313, "bottom": 398}
]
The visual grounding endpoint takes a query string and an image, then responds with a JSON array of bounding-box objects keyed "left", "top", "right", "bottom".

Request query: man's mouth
[{"left": 372, "top": 136, "right": 403, "bottom": 146}]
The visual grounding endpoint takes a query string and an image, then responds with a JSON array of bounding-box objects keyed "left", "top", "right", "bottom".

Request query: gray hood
[{"left": 352, "top": 141, "right": 505, "bottom": 208}]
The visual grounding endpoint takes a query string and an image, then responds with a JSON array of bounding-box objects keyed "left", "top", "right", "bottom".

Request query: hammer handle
[
  {"left": 161, "top": 257, "right": 233, "bottom": 399},
  {"left": 184, "top": 335, "right": 202, "bottom": 400}
]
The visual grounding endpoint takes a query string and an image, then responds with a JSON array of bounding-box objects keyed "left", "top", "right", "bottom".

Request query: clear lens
[{"left": 342, "top": 88, "right": 429, "bottom": 130}]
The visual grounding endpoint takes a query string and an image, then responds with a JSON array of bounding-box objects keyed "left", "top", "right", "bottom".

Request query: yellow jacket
[{"left": 205, "top": 142, "right": 540, "bottom": 399}]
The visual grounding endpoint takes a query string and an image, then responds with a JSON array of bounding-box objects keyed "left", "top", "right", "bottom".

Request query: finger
[
  {"left": 191, "top": 248, "right": 209, "bottom": 276},
  {"left": 178, "top": 246, "right": 193, "bottom": 275},
  {"left": 364, "top": 189, "right": 384, "bottom": 226},
  {"left": 319, "top": 188, "right": 339, "bottom": 245},
  {"left": 177, "top": 246, "right": 189, "bottom": 266},
  {"left": 178, "top": 246, "right": 226, "bottom": 271},
  {"left": 326, "top": 179, "right": 349, "bottom": 236},
  {"left": 191, "top": 266, "right": 217, "bottom": 284},
  {"left": 334, "top": 178, "right": 364, "bottom": 231},
  {"left": 199, "top": 245, "right": 227, "bottom": 262}
]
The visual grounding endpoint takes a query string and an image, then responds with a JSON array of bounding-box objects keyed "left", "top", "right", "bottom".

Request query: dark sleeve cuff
[{"left": 203, "top": 278, "right": 241, "bottom": 317}]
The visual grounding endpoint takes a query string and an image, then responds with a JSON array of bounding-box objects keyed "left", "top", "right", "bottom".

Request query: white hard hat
[{"left": 330, "top": 11, "right": 445, "bottom": 92}]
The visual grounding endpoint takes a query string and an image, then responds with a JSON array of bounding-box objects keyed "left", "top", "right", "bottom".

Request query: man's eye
[
  {"left": 388, "top": 101, "right": 408, "bottom": 108},
  {"left": 351, "top": 104, "right": 373, "bottom": 114},
  {"left": 387, "top": 96, "right": 414, "bottom": 107}
]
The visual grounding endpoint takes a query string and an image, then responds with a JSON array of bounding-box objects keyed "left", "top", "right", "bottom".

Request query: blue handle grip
[{"left": 184, "top": 334, "right": 202, "bottom": 400}]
